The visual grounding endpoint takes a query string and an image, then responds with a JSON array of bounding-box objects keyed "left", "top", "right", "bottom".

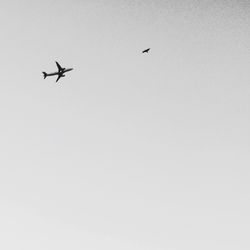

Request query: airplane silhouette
[
  {"left": 142, "top": 48, "right": 150, "bottom": 53},
  {"left": 42, "top": 61, "right": 73, "bottom": 82}
]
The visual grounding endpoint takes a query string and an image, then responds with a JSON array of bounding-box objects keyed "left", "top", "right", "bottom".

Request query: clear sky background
[{"left": 0, "top": 0, "right": 250, "bottom": 249}]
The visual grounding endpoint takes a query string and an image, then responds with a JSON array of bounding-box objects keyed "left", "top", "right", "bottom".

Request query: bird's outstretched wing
[{"left": 55, "top": 61, "right": 63, "bottom": 72}]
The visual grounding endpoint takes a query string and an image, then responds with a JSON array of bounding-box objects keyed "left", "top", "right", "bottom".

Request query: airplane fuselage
[{"left": 46, "top": 68, "right": 73, "bottom": 76}]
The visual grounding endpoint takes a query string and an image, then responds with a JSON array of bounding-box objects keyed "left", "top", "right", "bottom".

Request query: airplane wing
[
  {"left": 56, "top": 74, "right": 62, "bottom": 82},
  {"left": 55, "top": 61, "right": 63, "bottom": 72}
]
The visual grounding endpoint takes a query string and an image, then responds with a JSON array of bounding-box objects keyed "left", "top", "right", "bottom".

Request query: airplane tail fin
[{"left": 42, "top": 72, "right": 47, "bottom": 79}]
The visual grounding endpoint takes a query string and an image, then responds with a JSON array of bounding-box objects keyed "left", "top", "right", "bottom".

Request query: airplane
[
  {"left": 142, "top": 48, "right": 150, "bottom": 53},
  {"left": 42, "top": 61, "right": 73, "bottom": 82}
]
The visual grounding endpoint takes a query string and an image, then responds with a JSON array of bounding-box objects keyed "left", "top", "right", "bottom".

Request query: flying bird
[
  {"left": 42, "top": 61, "right": 73, "bottom": 83},
  {"left": 142, "top": 48, "right": 150, "bottom": 53}
]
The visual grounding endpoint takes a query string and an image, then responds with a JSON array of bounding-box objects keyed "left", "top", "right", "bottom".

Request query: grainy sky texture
[{"left": 0, "top": 0, "right": 250, "bottom": 249}]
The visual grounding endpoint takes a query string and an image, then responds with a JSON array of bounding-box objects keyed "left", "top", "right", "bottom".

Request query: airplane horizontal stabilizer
[{"left": 42, "top": 72, "right": 47, "bottom": 79}]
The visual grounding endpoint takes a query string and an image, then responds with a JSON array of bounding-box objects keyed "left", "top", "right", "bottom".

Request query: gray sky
[{"left": 0, "top": 0, "right": 250, "bottom": 249}]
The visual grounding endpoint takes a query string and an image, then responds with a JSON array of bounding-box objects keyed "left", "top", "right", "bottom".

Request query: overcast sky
[{"left": 0, "top": 0, "right": 250, "bottom": 249}]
